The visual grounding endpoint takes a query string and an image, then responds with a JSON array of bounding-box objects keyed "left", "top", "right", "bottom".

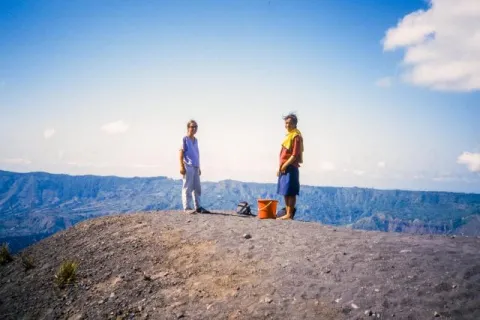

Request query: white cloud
[
  {"left": 353, "top": 170, "right": 366, "bottom": 176},
  {"left": 101, "top": 120, "right": 130, "bottom": 134},
  {"left": 2, "top": 158, "right": 31, "bottom": 165},
  {"left": 132, "top": 164, "right": 162, "bottom": 169},
  {"left": 44, "top": 128, "right": 55, "bottom": 139},
  {"left": 377, "top": 161, "right": 386, "bottom": 168},
  {"left": 321, "top": 161, "right": 336, "bottom": 171},
  {"left": 67, "top": 161, "right": 110, "bottom": 168},
  {"left": 375, "top": 77, "right": 392, "bottom": 88},
  {"left": 382, "top": 0, "right": 480, "bottom": 91},
  {"left": 457, "top": 152, "right": 480, "bottom": 172},
  {"left": 432, "top": 172, "right": 455, "bottom": 182}
]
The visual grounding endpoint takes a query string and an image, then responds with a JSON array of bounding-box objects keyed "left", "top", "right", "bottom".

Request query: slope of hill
[
  {"left": 1, "top": 170, "right": 479, "bottom": 253},
  {"left": 1, "top": 211, "right": 479, "bottom": 319}
]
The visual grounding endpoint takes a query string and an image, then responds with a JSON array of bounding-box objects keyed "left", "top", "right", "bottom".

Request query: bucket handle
[{"left": 258, "top": 201, "right": 274, "bottom": 211}]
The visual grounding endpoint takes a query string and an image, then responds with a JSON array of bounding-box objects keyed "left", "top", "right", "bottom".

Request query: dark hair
[
  {"left": 187, "top": 120, "right": 197, "bottom": 128},
  {"left": 283, "top": 113, "right": 298, "bottom": 126}
]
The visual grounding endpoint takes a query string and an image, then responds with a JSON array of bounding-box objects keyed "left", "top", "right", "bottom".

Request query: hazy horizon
[{"left": 3, "top": 168, "right": 480, "bottom": 195}]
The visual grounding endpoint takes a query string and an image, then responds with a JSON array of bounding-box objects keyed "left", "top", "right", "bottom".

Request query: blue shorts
[{"left": 277, "top": 165, "right": 300, "bottom": 196}]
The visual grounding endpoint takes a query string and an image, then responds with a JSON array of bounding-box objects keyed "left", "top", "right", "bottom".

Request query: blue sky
[{"left": 1, "top": 0, "right": 479, "bottom": 193}]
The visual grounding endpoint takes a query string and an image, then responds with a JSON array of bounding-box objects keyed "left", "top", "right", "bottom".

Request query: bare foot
[{"left": 277, "top": 214, "right": 292, "bottom": 220}]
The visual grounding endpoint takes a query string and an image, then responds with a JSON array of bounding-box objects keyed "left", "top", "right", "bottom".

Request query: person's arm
[
  {"left": 280, "top": 136, "right": 300, "bottom": 172},
  {"left": 179, "top": 149, "right": 186, "bottom": 175},
  {"left": 280, "top": 155, "right": 296, "bottom": 172}
]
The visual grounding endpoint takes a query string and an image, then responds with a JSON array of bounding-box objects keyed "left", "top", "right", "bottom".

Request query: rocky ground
[{"left": 1, "top": 210, "right": 479, "bottom": 320}]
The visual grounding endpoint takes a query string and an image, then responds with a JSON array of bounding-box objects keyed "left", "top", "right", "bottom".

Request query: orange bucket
[{"left": 257, "top": 199, "right": 278, "bottom": 219}]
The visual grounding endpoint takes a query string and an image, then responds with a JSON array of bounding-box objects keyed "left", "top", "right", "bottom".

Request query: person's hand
[
  {"left": 280, "top": 164, "right": 288, "bottom": 173},
  {"left": 276, "top": 170, "right": 280, "bottom": 177},
  {"left": 180, "top": 166, "right": 186, "bottom": 175}
]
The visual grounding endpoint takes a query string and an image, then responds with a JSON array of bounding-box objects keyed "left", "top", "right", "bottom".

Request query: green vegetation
[
  {"left": 21, "top": 254, "right": 35, "bottom": 271},
  {"left": 55, "top": 260, "right": 78, "bottom": 288},
  {"left": 0, "top": 243, "right": 13, "bottom": 265}
]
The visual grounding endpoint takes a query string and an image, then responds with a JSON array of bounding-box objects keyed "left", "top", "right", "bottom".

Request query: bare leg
[{"left": 278, "top": 195, "right": 296, "bottom": 220}]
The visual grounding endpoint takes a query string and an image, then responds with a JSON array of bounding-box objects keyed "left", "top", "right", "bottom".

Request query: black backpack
[{"left": 236, "top": 201, "right": 252, "bottom": 216}]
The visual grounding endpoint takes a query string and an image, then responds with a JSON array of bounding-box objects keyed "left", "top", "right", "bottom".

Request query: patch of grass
[
  {"left": 21, "top": 254, "right": 35, "bottom": 271},
  {"left": 55, "top": 260, "right": 78, "bottom": 288},
  {"left": 0, "top": 243, "right": 13, "bottom": 265}
]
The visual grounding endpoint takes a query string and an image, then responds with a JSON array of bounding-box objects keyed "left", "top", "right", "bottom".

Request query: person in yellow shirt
[{"left": 276, "top": 113, "right": 303, "bottom": 220}]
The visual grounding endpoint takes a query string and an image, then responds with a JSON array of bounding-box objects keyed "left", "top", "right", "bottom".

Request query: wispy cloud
[
  {"left": 2, "top": 158, "right": 31, "bottom": 165},
  {"left": 66, "top": 161, "right": 109, "bottom": 168},
  {"left": 377, "top": 161, "right": 386, "bottom": 168},
  {"left": 382, "top": 0, "right": 480, "bottom": 91},
  {"left": 101, "top": 120, "right": 130, "bottom": 134},
  {"left": 320, "top": 161, "right": 336, "bottom": 171},
  {"left": 375, "top": 77, "right": 392, "bottom": 88},
  {"left": 457, "top": 152, "right": 480, "bottom": 172},
  {"left": 132, "top": 164, "right": 162, "bottom": 169},
  {"left": 44, "top": 128, "right": 55, "bottom": 139},
  {"left": 353, "top": 170, "right": 366, "bottom": 176}
]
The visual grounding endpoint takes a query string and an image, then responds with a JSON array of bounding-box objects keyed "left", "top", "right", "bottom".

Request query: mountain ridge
[{"left": 1, "top": 170, "right": 479, "bottom": 253}]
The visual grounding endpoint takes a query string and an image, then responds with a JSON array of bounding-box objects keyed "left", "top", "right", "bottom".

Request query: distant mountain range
[{"left": 1, "top": 170, "right": 479, "bottom": 252}]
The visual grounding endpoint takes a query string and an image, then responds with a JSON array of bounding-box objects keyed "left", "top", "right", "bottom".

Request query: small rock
[
  {"left": 335, "top": 298, "right": 342, "bottom": 303},
  {"left": 365, "top": 310, "right": 373, "bottom": 316},
  {"left": 434, "top": 311, "right": 440, "bottom": 317},
  {"left": 324, "top": 269, "right": 331, "bottom": 274},
  {"left": 264, "top": 297, "right": 273, "bottom": 303},
  {"left": 98, "top": 299, "right": 104, "bottom": 305},
  {"left": 176, "top": 313, "right": 185, "bottom": 319},
  {"left": 243, "top": 234, "right": 252, "bottom": 239},
  {"left": 143, "top": 272, "right": 152, "bottom": 281},
  {"left": 343, "top": 252, "right": 347, "bottom": 255},
  {"left": 207, "top": 304, "right": 213, "bottom": 310},
  {"left": 452, "top": 284, "right": 457, "bottom": 289},
  {"left": 333, "top": 229, "right": 337, "bottom": 232},
  {"left": 187, "top": 220, "right": 191, "bottom": 223},
  {"left": 450, "top": 235, "right": 456, "bottom": 239},
  {"left": 68, "top": 313, "right": 84, "bottom": 320},
  {"left": 351, "top": 303, "right": 359, "bottom": 309},
  {"left": 400, "top": 249, "right": 412, "bottom": 253},
  {"left": 374, "top": 288, "right": 380, "bottom": 292},
  {"left": 171, "top": 301, "right": 185, "bottom": 308}
]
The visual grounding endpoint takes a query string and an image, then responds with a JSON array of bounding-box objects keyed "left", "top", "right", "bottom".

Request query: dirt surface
[{"left": 1, "top": 210, "right": 479, "bottom": 320}]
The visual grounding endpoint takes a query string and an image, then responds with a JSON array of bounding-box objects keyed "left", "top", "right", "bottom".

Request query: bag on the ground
[{"left": 236, "top": 201, "right": 252, "bottom": 215}]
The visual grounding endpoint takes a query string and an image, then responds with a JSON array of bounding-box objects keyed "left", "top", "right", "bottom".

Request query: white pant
[{"left": 182, "top": 166, "right": 201, "bottom": 210}]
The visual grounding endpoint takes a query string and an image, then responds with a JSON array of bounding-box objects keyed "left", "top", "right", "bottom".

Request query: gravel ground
[{"left": 1, "top": 210, "right": 479, "bottom": 320}]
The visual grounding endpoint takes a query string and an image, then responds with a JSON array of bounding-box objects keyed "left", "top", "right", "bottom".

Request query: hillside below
[{"left": 1, "top": 210, "right": 479, "bottom": 319}]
